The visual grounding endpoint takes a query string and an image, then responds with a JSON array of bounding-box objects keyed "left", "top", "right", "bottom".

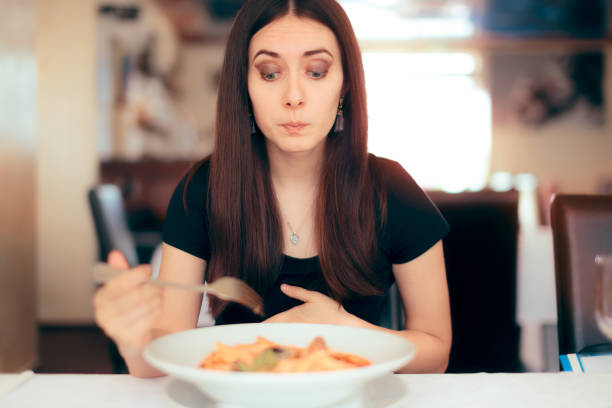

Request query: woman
[{"left": 94, "top": 0, "right": 452, "bottom": 377}]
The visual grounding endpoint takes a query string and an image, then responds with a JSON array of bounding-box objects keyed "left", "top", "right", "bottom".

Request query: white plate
[
  {"left": 144, "top": 323, "right": 415, "bottom": 408},
  {"left": 164, "top": 375, "right": 409, "bottom": 408}
]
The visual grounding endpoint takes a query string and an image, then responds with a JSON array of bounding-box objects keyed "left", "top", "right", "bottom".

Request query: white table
[{"left": 1, "top": 373, "right": 611, "bottom": 408}]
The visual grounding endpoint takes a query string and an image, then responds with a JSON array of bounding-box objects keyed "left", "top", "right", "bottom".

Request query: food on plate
[{"left": 199, "top": 336, "right": 371, "bottom": 372}]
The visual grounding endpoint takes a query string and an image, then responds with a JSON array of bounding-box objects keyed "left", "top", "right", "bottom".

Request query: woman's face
[{"left": 247, "top": 15, "right": 344, "bottom": 156}]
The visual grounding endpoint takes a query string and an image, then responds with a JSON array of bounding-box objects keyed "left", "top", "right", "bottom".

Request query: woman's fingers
[
  {"left": 96, "top": 288, "right": 162, "bottom": 348},
  {"left": 281, "top": 284, "right": 324, "bottom": 303},
  {"left": 121, "top": 290, "right": 162, "bottom": 326},
  {"left": 97, "top": 284, "right": 161, "bottom": 323},
  {"left": 93, "top": 262, "right": 162, "bottom": 350},
  {"left": 262, "top": 310, "right": 290, "bottom": 323},
  {"left": 99, "top": 265, "right": 153, "bottom": 301},
  {"left": 107, "top": 249, "right": 131, "bottom": 269},
  {"left": 109, "top": 294, "right": 161, "bottom": 333},
  {"left": 123, "top": 308, "right": 163, "bottom": 348}
]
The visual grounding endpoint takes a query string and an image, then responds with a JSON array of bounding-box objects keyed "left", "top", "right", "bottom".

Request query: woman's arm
[
  {"left": 116, "top": 243, "right": 207, "bottom": 378},
  {"left": 266, "top": 240, "right": 451, "bottom": 373},
  {"left": 351, "top": 240, "right": 452, "bottom": 373}
]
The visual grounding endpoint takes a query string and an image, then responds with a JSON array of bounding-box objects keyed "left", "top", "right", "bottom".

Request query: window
[
  {"left": 363, "top": 51, "right": 491, "bottom": 192},
  {"left": 340, "top": 0, "right": 492, "bottom": 192}
]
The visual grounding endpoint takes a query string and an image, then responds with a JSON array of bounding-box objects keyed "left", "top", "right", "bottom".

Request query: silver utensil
[{"left": 93, "top": 263, "right": 264, "bottom": 316}]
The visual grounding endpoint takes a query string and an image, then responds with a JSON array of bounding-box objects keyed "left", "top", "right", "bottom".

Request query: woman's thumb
[{"left": 107, "top": 249, "right": 131, "bottom": 270}]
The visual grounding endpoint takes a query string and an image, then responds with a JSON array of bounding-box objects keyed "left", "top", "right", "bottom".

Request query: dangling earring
[
  {"left": 334, "top": 97, "right": 344, "bottom": 132},
  {"left": 249, "top": 113, "right": 257, "bottom": 134}
]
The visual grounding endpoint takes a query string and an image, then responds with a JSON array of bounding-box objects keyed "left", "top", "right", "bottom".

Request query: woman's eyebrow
[
  {"left": 252, "top": 48, "right": 334, "bottom": 62},
  {"left": 253, "top": 50, "right": 279, "bottom": 61},
  {"left": 302, "top": 48, "right": 333, "bottom": 59}
]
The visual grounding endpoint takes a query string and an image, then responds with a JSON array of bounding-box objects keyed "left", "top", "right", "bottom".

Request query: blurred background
[{"left": 2, "top": 0, "right": 612, "bottom": 374}]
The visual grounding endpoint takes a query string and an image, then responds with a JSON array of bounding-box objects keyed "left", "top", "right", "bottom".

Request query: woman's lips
[{"left": 281, "top": 122, "right": 308, "bottom": 134}]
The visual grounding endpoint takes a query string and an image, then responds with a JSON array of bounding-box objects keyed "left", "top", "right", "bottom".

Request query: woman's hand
[
  {"left": 263, "top": 284, "right": 357, "bottom": 326},
  {"left": 93, "top": 250, "right": 163, "bottom": 357}
]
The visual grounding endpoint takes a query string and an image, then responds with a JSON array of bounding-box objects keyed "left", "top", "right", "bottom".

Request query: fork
[{"left": 93, "top": 263, "right": 264, "bottom": 316}]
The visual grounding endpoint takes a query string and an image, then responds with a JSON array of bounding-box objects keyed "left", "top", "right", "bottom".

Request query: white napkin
[{"left": 0, "top": 370, "right": 34, "bottom": 399}]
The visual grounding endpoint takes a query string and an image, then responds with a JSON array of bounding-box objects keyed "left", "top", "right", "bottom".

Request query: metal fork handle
[
  {"left": 93, "top": 263, "right": 208, "bottom": 292},
  {"left": 92, "top": 263, "right": 126, "bottom": 284},
  {"left": 92, "top": 263, "right": 265, "bottom": 316}
]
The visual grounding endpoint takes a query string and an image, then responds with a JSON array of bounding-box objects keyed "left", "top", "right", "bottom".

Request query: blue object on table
[
  {"left": 560, "top": 345, "right": 612, "bottom": 373},
  {"left": 559, "top": 354, "right": 584, "bottom": 372}
]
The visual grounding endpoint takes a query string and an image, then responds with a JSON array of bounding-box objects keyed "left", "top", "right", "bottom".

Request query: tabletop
[{"left": 1, "top": 372, "right": 611, "bottom": 408}]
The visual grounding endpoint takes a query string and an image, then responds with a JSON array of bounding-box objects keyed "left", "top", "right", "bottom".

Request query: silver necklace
[
  {"left": 286, "top": 207, "right": 312, "bottom": 246},
  {"left": 287, "top": 221, "right": 300, "bottom": 245}
]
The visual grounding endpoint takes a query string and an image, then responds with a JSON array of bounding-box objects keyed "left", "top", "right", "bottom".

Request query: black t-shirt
[{"left": 163, "top": 154, "right": 449, "bottom": 326}]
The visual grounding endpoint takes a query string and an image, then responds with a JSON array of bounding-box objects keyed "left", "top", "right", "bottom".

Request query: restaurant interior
[{"left": 2, "top": 0, "right": 612, "bottom": 380}]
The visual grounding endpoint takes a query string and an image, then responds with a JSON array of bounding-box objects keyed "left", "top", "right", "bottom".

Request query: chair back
[
  {"left": 381, "top": 189, "right": 522, "bottom": 372},
  {"left": 429, "top": 189, "right": 522, "bottom": 372},
  {"left": 88, "top": 184, "right": 139, "bottom": 267},
  {"left": 550, "top": 194, "right": 612, "bottom": 355}
]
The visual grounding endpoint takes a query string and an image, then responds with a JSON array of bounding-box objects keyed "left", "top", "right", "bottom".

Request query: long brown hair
[{"left": 186, "top": 0, "right": 387, "bottom": 316}]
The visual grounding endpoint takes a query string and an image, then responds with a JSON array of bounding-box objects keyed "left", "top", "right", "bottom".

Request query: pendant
[{"left": 289, "top": 231, "right": 299, "bottom": 245}]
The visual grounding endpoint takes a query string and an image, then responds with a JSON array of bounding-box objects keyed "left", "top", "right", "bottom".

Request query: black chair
[
  {"left": 432, "top": 190, "right": 521, "bottom": 373},
  {"left": 88, "top": 184, "right": 139, "bottom": 268},
  {"left": 550, "top": 194, "right": 612, "bottom": 359},
  {"left": 382, "top": 190, "right": 522, "bottom": 372},
  {"left": 380, "top": 282, "right": 405, "bottom": 331},
  {"left": 88, "top": 184, "right": 139, "bottom": 373}
]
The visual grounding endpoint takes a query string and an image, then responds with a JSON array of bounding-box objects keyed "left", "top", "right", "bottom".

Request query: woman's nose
[{"left": 283, "top": 75, "right": 304, "bottom": 109}]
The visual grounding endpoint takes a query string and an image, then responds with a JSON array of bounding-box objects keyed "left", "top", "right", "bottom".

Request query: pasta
[{"left": 199, "top": 336, "right": 371, "bottom": 372}]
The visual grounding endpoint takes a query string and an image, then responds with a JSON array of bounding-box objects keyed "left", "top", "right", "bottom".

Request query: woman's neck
[
  {"left": 266, "top": 142, "right": 323, "bottom": 259},
  {"left": 267, "top": 143, "right": 324, "bottom": 191}
]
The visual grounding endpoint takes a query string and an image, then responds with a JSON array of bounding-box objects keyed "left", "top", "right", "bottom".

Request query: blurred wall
[
  {"left": 490, "top": 48, "right": 612, "bottom": 194},
  {"left": 37, "top": 0, "right": 98, "bottom": 323},
  {"left": 0, "top": 0, "right": 37, "bottom": 371}
]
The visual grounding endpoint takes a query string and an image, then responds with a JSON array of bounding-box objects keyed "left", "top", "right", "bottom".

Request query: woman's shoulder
[
  {"left": 163, "top": 157, "right": 211, "bottom": 260},
  {"left": 185, "top": 156, "right": 211, "bottom": 185},
  {"left": 368, "top": 153, "right": 395, "bottom": 169},
  {"left": 368, "top": 153, "right": 419, "bottom": 196},
  {"left": 179, "top": 156, "right": 211, "bottom": 205},
  {"left": 368, "top": 153, "right": 444, "bottom": 223},
  {"left": 368, "top": 154, "right": 449, "bottom": 263}
]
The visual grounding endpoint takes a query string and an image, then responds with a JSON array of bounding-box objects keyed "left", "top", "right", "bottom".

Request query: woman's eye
[
  {"left": 261, "top": 72, "right": 280, "bottom": 81},
  {"left": 309, "top": 71, "right": 327, "bottom": 79}
]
